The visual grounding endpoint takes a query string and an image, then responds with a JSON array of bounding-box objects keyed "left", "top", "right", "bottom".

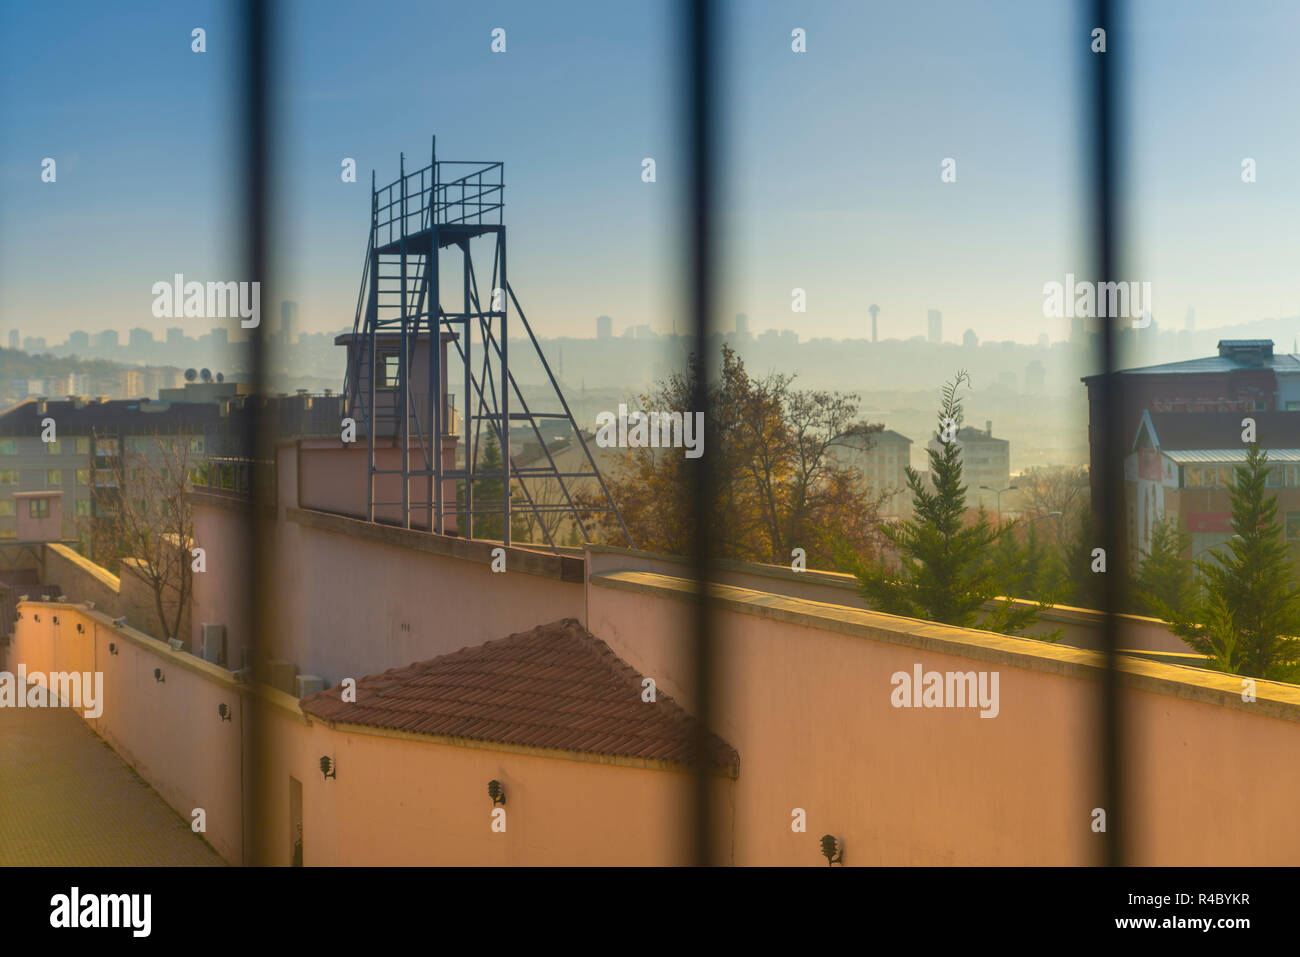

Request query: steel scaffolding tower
[{"left": 342, "top": 138, "right": 632, "bottom": 550}]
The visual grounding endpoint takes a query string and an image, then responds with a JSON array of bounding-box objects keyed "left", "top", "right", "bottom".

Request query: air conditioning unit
[
  {"left": 267, "top": 659, "right": 299, "bottom": 696},
  {"left": 200, "top": 623, "right": 227, "bottom": 666},
  {"left": 295, "top": 674, "right": 325, "bottom": 698}
]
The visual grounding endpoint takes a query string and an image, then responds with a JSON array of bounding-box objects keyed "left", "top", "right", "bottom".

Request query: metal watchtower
[{"left": 341, "top": 137, "right": 632, "bottom": 550}]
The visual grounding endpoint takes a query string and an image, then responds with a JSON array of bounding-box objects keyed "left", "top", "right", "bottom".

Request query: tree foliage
[
  {"left": 579, "top": 345, "right": 887, "bottom": 567},
  {"left": 849, "top": 371, "right": 1052, "bottom": 637},
  {"left": 1154, "top": 446, "right": 1300, "bottom": 680}
]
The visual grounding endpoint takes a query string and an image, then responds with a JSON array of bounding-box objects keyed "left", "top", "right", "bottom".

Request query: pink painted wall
[
  {"left": 586, "top": 574, "right": 1300, "bottom": 866},
  {"left": 8, "top": 604, "right": 246, "bottom": 863},
  {"left": 295, "top": 725, "right": 726, "bottom": 866},
  {"left": 191, "top": 461, "right": 584, "bottom": 688}
]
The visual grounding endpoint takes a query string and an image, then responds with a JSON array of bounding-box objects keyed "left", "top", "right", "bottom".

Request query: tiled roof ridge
[{"left": 299, "top": 618, "right": 738, "bottom": 771}]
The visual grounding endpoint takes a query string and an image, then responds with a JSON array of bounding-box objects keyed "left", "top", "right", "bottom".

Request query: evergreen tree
[
  {"left": 1063, "top": 508, "right": 1105, "bottom": 610},
  {"left": 851, "top": 371, "right": 1048, "bottom": 636},
  {"left": 1133, "top": 518, "right": 1195, "bottom": 619},
  {"left": 1158, "top": 446, "right": 1300, "bottom": 680}
]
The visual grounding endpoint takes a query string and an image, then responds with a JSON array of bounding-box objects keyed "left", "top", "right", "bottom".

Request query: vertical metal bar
[
  {"left": 238, "top": 0, "right": 273, "bottom": 866},
  {"left": 431, "top": 134, "right": 441, "bottom": 530},
  {"left": 432, "top": 194, "right": 444, "bottom": 536},
  {"left": 499, "top": 229, "right": 510, "bottom": 546},
  {"left": 369, "top": 170, "right": 379, "bottom": 522},
  {"left": 1090, "top": 0, "right": 1126, "bottom": 867},
  {"left": 684, "top": 0, "right": 718, "bottom": 866},
  {"left": 399, "top": 154, "right": 410, "bottom": 528}
]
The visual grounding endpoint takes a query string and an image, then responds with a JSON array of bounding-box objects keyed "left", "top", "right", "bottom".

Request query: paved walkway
[{"left": 0, "top": 706, "right": 224, "bottom": 865}]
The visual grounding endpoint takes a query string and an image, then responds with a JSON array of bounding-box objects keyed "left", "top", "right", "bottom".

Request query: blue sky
[{"left": 2, "top": 0, "right": 1299, "bottom": 349}]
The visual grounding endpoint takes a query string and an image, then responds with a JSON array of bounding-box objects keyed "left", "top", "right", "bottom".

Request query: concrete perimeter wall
[{"left": 587, "top": 569, "right": 1300, "bottom": 866}]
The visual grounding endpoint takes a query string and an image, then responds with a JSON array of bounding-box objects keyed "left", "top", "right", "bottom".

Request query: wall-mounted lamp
[
  {"left": 15, "top": 611, "right": 22, "bottom": 621},
  {"left": 33, "top": 614, "right": 40, "bottom": 623},
  {"left": 217, "top": 703, "right": 231, "bottom": 722},
  {"left": 487, "top": 779, "right": 506, "bottom": 806},
  {"left": 108, "top": 642, "right": 118, "bottom": 655},
  {"left": 112, "top": 616, "right": 126, "bottom": 629},
  {"left": 819, "top": 834, "right": 844, "bottom": 867},
  {"left": 153, "top": 667, "right": 164, "bottom": 683},
  {"left": 319, "top": 756, "right": 335, "bottom": 780},
  {"left": 75, "top": 623, "right": 84, "bottom": 634},
  {"left": 51, "top": 615, "right": 59, "bottom": 625}
]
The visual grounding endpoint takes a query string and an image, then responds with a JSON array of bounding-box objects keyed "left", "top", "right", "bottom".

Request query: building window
[
  {"left": 76, "top": 469, "right": 89, "bottom": 485},
  {"left": 1287, "top": 512, "right": 1300, "bottom": 542},
  {"left": 0, "top": 439, "right": 16, "bottom": 454},
  {"left": 75, "top": 437, "right": 89, "bottom": 454},
  {"left": 379, "top": 352, "right": 400, "bottom": 390},
  {"left": 0, "top": 499, "right": 12, "bottom": 515},
  {"left": 0, "top": 529, "right": 16, "bottom": 540},
  {"left": 75, "top": 499, "right": 90, "bottom": 516},
  {"left": 46, "top": 440, "right": 61, "bottom": 454},
  {"left": 29, "top": 499, "right": 49, "bottom": 519},
  {"left": 46, "top": 470, "right": 61, "bottom": 485},
  {"left": 189, "top": 436, "right": 205, "bottom": 454},
  {"left": 0, "top": 470, "right": 17, "bottom": 485}
]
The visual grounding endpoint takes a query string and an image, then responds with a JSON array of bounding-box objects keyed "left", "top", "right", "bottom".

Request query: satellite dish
[
  {"left": 200, "top": 368, "right": 212, "bottom": 383},
  {"left": 184, "top": 368, "right": 197, "bottom": 382},
  {"left": 216, "top": 372, "right": 224, "bottom": 383}
]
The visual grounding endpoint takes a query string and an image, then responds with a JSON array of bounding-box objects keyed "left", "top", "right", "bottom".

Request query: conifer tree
[
  {"left": 852, "top": 372, "right": 1048, "bottom": 636},
  {"left": 1133, "top": 518, "right": 1195, "bottom": 619},
  {"left": 1159, "top": 446, "right": 1300, "bottom": 680}
]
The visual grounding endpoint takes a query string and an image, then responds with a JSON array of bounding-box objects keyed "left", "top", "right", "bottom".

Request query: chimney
[{"left": 986, "top": 419, "right": 993, "bottom": 438}]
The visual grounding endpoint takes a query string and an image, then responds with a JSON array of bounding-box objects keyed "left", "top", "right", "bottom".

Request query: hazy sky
[{"left": 3, "top": 0, "right": 1299, "bottom": 347}]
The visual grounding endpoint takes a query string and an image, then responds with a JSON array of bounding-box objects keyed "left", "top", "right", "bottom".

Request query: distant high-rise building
[
  {"left": 735, "top": 313, "right": 749, "bottom": 337},
  {"left": 166, "top": 327, "right": 185, "bottom": 345},
  {"left": 23, "top": 337, "right": 47, "bottom": 353},
  {"left": 1185, "top": 306, "right": 1195, "bottom": 331},
  {"left": 129, "top": 328, "right": 153, "bottom": 349},
  {"left": 1025, "top": 359, "right": 1046, "bottom": 394},
  {"left": 92, "top": 330, "right": 119, "bottom": 349},
  {"left": 1037, "top": 332, "right": 1049, "bottom": 349},
  {"left": 868, "top": 304, "right": 880, "bottom": 343},
  {"left": 633, "top": 324, "right": 656, "bottom": 340},
  {"left": 67, "top": 330, "right": 90, "bottom": 351},
  {"left": 962, "top": 328, "right": 978, "bottom": 349},
  {"left": 7, "top": 330, "right": 18, "bottom": 350},
  {"left": 927, "top": 310, "right": 943, "bottom": 344},
  {"left": 281, "top": 300, "right": 299, "bottom": 345},
  {"left": 596, "top": 315, "right": 612, "bottom": 339},
  {"left": 211, "top": 327, "right": 228, "bottom": 347}
]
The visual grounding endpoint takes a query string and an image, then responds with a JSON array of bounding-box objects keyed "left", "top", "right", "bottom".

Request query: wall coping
[
  {"left": 14, "top": 600, "right": 307, "bottom": 722},
  {"left": 584, "top": 543, "right": 1171, "bottom": 630},
  {"left": 590, "top": 569, "right": 1300, "bottom": 723},
  {"left": 286, "top": 507, "right": 584, "bottom": 583},
  {"left": 45, "top": 543, "right": 120, "bottom": 593}
]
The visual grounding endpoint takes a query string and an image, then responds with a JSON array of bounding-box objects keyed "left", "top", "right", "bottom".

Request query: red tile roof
[{"left": 299, "top": 619, "right": 738, "bottom": 773}]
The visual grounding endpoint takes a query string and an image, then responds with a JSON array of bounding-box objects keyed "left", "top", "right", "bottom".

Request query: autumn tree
[
  {"left": 88, "top": 430, "right": 195, "bottom": 643},
  {"left": 1016, "top": 464, "right": 1089, "bottom": 543},
  {"left": 577, "top": 345, "right": 886, "bottom": 566}
]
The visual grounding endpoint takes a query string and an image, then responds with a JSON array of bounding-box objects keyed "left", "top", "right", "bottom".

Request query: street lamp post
[{"left": 980, "top": 485, "right": 1019, "bottom": 525}]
